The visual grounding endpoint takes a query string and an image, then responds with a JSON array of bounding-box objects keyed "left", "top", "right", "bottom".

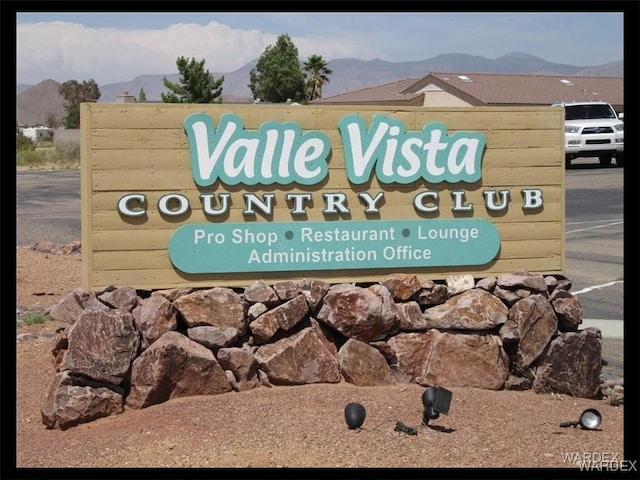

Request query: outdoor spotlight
[
  {"left": 559, "top": 408, "right": 602, "bottom": 430},
  {"left": 344, "top": 402, "right": 366, "bottom": 429},
  {"left": 421, "top": 386, "right": 452, "bottom": 427}
]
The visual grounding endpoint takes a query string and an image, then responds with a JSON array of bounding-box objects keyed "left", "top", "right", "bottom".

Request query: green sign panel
[{"left": 168, "top": 219, "right": 500, "bottom": 274}]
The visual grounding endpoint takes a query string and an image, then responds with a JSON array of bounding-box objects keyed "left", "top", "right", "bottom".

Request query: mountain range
[{"left": 17, "top": 52, "right": 623, "bottom": 126}]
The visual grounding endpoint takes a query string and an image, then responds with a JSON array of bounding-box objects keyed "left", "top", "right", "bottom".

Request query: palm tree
[{"left": 303, "top": 54, "right": 333, "bottom": 101}]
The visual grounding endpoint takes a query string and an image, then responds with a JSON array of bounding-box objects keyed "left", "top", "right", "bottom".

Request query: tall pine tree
[{"left": 162, "top": 56, "right": 224, "bottom": 103}]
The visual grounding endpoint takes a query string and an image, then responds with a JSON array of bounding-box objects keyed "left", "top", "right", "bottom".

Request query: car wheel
[
  {"left": 615, "top": 153, "right": 624, "bottom": 167},
  {"left": 565, "top": 156, "right": 572, "bottom": 169},
  {"left": 599, "top": 155, "right": 613, "bottom": 166}
]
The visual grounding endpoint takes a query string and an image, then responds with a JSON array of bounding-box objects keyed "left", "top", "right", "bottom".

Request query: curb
[{"left": 581, "top": 319, "right": 623, "bottom": 340}]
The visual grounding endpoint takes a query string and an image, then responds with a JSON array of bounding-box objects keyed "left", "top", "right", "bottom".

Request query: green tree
[
  {"left": 248, "top": 34, "right": 305, "bottom": 103},
  {"left": 303, "top": 54, "right": 333, "bottom": 101},
  {"left": 162, "top": 56, "right": 224, "bottom": 103},
  {"left": 45, "top": 111, "right": 62, "bottom": 129},
  {"left": 138, "top": 87, "right": 147, "bottom": 102},
  {"left": 59, "top": 79, "right": 101, "bottom": 128}
]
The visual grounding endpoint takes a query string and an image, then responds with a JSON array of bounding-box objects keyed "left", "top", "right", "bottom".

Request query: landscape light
[
  {"left": 344, "top": 402, "right": 366, "bottom": 429},
  {"left": 559, "top": 408, "right": 602, "bottom": 430},
  {"left": 421, "top": 386, "right": 452, "bottom": 427}
]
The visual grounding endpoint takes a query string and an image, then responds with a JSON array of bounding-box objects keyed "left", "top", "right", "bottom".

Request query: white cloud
[
  {"left": 17, "top": 21, "right": 271, "bottom": 84},
  {"left": 16, "top": 20, "right": 367, "bottom": 85}
]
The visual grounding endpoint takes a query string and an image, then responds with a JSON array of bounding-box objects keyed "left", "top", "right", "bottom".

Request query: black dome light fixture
[
  {"left": 421, "top": 386, "right": 453, "bottom": 428},
  {"left": 559, "top": 408, "right": 603, "bottom": 430}
]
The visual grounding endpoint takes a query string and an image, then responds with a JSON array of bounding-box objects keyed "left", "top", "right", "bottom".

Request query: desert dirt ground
[{"left": 14, "top": 246, "right": 625, "bottom": 470}]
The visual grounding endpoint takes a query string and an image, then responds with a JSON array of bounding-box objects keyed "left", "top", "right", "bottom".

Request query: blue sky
[{"left": 16, "top": 11, "right": 624, "bottom": 86}]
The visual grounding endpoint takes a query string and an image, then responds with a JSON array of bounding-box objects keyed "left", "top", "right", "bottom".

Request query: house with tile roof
[{"left": 312, "top": 72, "right": 623, "bottom": 114}]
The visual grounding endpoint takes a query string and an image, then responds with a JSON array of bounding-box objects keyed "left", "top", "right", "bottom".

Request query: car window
[{"left": 565, "top": 105, "right": 616, "bottom": 120}]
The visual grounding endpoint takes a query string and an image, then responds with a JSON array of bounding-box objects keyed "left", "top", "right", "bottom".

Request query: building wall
[
  {"left": 21, "top": 127, "right": 54, "bottom": 142},
  {"left": 80, "top": 103, "right": 565, "bottom": 290},
  {"left": 421, "top": 89, "right": 473, "bottom": 107},
  {"left": 53, "top": 128, "right": 80, "bottom": 143}
]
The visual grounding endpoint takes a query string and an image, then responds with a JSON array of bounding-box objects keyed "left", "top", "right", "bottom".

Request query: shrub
[
  {"left": 54, "top": 140, "right": 80, "bottom": 161},
  {"left": 17, "top": 149, "right": 50, "bottom": 167},
  {"left": 18, "top": 312, "right": 48, "bottom": 326},
  {"left": 17, "top": 139, "right": 81, "bottom": 168},
  {"left": 17, "top": 131, "right": 36, "bottom": 151}
]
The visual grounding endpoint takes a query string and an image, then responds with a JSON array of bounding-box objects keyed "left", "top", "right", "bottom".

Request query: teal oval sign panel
[{"left": 168, "top": 219, "right": 500, "bottom": 274}]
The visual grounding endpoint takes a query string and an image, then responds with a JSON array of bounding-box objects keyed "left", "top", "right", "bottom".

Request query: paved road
[
  {"left": 563, "top": 161, "right": 624, "bottom": 325},
  {"left": 16, "top": 169, "right": 81, "bottom": 247}
]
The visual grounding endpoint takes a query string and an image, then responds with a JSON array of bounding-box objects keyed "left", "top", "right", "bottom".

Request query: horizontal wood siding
[{"left": 81, "top": 103, "right": 565, "bottom": 290}]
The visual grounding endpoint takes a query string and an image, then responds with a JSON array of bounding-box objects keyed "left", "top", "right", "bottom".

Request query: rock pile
[{"left": 41, "top": 271, "right": 605, "bottom": 430}]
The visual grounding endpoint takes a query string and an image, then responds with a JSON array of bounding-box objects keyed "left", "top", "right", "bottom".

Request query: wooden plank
[
  {"left": 497, "top": 222, "right": 562, "bottom": 241},
  {"left": 93, "top": 229, "right": 172, "bottom": 250},
  {"left": 91, "top": 149, "right": 190, "bottom": 169},
  {"left": 87, "top": 103, "right": 328, "bottom": 129},
  {"left": 415, "top": 109, "right": 563, "bottom": 130},
  {"left": 93, "top": 250, "right": 170, "bottom": 270},
  {"left": 485, "top": 129, "right": 562, "bottom": 148},
  {"left": 90, "top": 254, "right": 564, "bottom": 290},
  {"left": 90, "top": 129, "right": 186, "bottom": 149},
  {"left": 90, "top": 165, "right": 564, "bottom": 191},
  {"left": 86, "top": 103, "right": 562, "bottom": 131}
]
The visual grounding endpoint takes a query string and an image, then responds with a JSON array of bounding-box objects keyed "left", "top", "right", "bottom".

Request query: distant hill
[
  {"left": 17, "top": 52, "right": 623, "bottom": 126},
  {"left": 17, "top": 79, "right": 66, "bottom": 127}
]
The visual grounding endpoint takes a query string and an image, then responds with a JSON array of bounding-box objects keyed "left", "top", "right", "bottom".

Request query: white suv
[{"left": 552, "top": 101, "right": 624, "bottom": 168}]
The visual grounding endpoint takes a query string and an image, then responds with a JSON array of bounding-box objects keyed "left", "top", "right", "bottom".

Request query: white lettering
[
  {"left": 117, "top": 193, "right": 147, "bottom": 217},
  {"left": 183, "top": 113, "right": 331, "bottom": 187},
  {"left": 194, "top": 229, "right": 225, "bottom": 244},
  {"left": 358, "top": 191, "right": 385, "bottom": 213},
  {"left": 243, "top": 193, "right": 275, "bottom": 216},
  {"left": 287, "top": 193, "right": 313, "bottom": 215},
  {"left": 383, "top": 245, "right": 432, "bottom": 260},
  {"left": 448, "top": 138, "right": 481, "bottom": 175},
  {"left": 191, "top": 118, "right": 236, "bottom": 182},
  {"left": 451, "top": 190, "right": 473, "bottom": 212},
  {"left": 224, "top": 138, "right": 259, "bottom": 178},
  {"left": 423, "top": 128, "right": 448, "bottom": 176},
  {"left": 413, "top": 191, "right": 439, "bottom": 213},
  {"left": 338, "top": 115, "right": 486, "bottom": 184},
  {"left": 484, "top": 189, "right": 510, "bottom": 212},
  {"left": 344, "top": 120, "right": 389, "bottom": 178},
  {"left": 522, "top": 188, "right": 543, "bottom": 209},
  {"left": 418, "top": 226, "right": 479, "bottom": 243},
  {"left": 200, "top": 193, "right": 230, "bottom": 216},
  {"left": 323, "top": 193, "right": 350, "bottom": 214},
  {"left": 158, "top": 193, "right": 190, "bottom": 216},
  {"left": 232, "top": 228, "right": 278, "bottom": 246}
]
